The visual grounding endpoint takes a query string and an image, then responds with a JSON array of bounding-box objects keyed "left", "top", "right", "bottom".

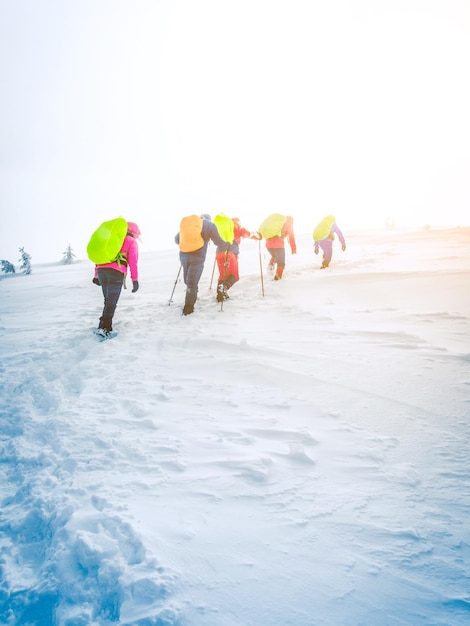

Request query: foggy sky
[{"left": 1, "top": 0, "right": 469, "bottom": 264}]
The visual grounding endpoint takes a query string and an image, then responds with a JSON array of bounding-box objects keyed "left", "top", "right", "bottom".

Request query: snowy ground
[{"left": 1, "top": 227, "right": 469, "bottom": 626}]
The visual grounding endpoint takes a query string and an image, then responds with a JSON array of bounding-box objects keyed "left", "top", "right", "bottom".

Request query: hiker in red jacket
[
  {"left": 256, "top": 214, "right": 296, "bottom": 280},
  {"left": 215, "top": 217, "right": 251, "bottom": 302}
]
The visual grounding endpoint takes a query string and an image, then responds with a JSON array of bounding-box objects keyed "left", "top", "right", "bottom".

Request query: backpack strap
[{"left": 115, "top": 251, "right": 128, "bottom": 267}]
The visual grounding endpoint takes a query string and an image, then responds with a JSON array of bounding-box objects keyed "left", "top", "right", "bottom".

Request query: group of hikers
[{"left": 90, "top": 213, "right": 346, "bottom": 336}]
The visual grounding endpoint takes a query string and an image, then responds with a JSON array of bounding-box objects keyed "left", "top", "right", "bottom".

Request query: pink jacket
[{"left": 95, "top": 235, "right": 139, "bottom": 281}]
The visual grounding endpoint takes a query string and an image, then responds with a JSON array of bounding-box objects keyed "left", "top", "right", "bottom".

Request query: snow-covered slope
[{"left": 1, "top": 228, "right": 469, "bottom": 625}]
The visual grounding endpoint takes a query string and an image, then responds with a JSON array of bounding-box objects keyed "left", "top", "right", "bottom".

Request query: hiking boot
[
  {"left": 217, "top": 284, "right": 229, "bottom": 302},
  {"left": 95, "top": 328, "right": 111, "bottom": 339},
  {"left": 274, "top": 266, "right": 284, "bottom": 280},
  {"left": 182, "top": 304, "right": 194, "bottom": 315}
]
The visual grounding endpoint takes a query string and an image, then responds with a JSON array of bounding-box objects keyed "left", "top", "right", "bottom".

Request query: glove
[
  {"left": 250, "top": 232, "right": 262, "bottom": 240},
  {"left": 291, "top": 248, "right": 297, "bottom": 255},
  {"left": 342, "top": 245, "right": 346, "bottom": 251},
  {"left": 132, "top": 280, "right": 139, "bottom": 293},
  {"left": 314, "top": 244, "right": 319, "bottom": 255},
  {"left": 92, "top": 277, "right": 101, "bottom": 286}
]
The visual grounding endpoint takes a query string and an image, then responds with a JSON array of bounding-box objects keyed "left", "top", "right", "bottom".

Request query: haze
[{"left": 1, "top": 0, "right": 469, "bottom": 263}]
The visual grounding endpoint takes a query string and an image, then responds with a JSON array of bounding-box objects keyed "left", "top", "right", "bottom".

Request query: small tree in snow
[
  {"left": 18, "top": 247, "right": 32, "bottom": 274},
  {"left": 62, "top": 244, "right": 76, "bottom": 265},
  {"left": 1, "top": 260, "right": 15, "bottom": 274}
]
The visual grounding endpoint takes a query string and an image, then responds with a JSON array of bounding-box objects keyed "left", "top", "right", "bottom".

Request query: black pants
[{"left": 97, "top": 268, "right": 124, "bottom": 331}]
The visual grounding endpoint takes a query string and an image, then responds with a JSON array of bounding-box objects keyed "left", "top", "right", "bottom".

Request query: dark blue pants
[
  {"left": 97, "top": 268, "right": 124, "bottom": 331},
  {"left": 179, "top": 251, "right": 206, "bottom": 307}
]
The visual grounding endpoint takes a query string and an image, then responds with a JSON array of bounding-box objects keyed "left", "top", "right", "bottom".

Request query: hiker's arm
[
  {"left": 207, "top": 223, "right": 230, "bottom": 251},
  {"left": 127, "top": 239, "right": 139, "bottom": 281},
  {"left": 331, "top": 223, "right": 346, "bottom": 249}
]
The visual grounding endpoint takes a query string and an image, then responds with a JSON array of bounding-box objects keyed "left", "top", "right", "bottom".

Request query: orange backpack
[{"left": 179, "top": 215, "right": 204, "bottom": 252}]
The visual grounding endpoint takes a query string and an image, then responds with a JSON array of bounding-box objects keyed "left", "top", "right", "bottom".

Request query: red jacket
[{"left": 233, "top": 219, "right": 251, "bottom": 245}]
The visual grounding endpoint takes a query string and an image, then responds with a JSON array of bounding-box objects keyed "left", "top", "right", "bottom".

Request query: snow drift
[{"left": 1, "top": 228, "right": 469, "bottom": 625}]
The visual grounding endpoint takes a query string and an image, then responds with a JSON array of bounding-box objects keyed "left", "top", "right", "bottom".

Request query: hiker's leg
[
  {"left": 179, "top": 252, "right": 189, "bottom": 285},
  {"left": 268, "top": 248, "right": 285, "bottom": 280},
  {"left": 98, "top": 268, "right": 124, "bottom": 331},
  {"left": 185, "top": 258, "right": 205, "bottom": 307},
  {"left": 319, "top": 239, "right": 332, "bottom": 265}
]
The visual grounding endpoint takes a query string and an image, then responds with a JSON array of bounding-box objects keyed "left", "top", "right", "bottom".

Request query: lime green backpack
[
  {"left": 213, "top": 213, "right": 235, "bottom": 243},
  {"left": 258, "top": 213, "right": 286, "bottom": 239},
  {"left": 87, "top": 217, "right": 128, "bottom": 264},
  {"left": 313, "top": 215, "right": 336, "bottom": 241}
]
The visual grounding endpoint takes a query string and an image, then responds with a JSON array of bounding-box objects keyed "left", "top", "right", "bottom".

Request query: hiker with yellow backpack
[
  {"left": 87, "top": 218, "right": 141, "bottom": 339},
  {"left": 255, "top": 213, "right": 297, "bottom": 280},
  {"left": 175, "top": 214, "right": 230, "bottom": 316},
  {"left": 213, "top": 215, "right": 251, "bottom": 302},
  {"left": 313, "top": 215, "right": 346, "bottom": 269}
]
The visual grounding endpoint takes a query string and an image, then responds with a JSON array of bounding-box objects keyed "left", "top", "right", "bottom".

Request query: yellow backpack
[
  {"left": 213, "top": 213, "right": 235, "bottom": 243},
  {"left": 258, "top": 213, "right": 286, "bottom": 239},
  {"left": 87, "top": 217, "right": 128, "bottom": 264},
  {"left": 179, "top": 215, "right": 204, "bottom": 252},
  {"left": 313, "top": 215, "right": 336, "bottom": 241}
]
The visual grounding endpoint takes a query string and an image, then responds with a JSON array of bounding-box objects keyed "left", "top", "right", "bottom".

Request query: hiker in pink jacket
[
  {"left": 93, "top": 222, "right": 140, "bottom": 337},
  {"left": 313, "top": 215, "right": 346, "bottom": 269}
]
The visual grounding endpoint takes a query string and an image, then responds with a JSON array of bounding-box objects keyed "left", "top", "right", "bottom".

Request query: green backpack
[{"left": 87, "top": 217, "right": 128, "bottom": 264}]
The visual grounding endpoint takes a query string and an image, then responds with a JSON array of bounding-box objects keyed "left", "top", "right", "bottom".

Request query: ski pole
[
  {"left": 209, "top": 254, "right": 217, "bottom": 290},
  {"left": 169, "top": 265, "right": 182, "bottom": 304},
  {"left": 258, "top": 239, "right": 265, "bottom": 297}
]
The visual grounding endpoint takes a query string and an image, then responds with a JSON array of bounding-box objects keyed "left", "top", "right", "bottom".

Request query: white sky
[{"left": 1, "top": 0, "right": 469, "bottom": 263}]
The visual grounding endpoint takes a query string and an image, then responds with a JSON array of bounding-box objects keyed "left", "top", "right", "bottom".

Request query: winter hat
[
  {"left": 200, "top": 213, "right": 211, "bottom": 221},
  {"left": 127, "top": 222, "right": 141, "bottom": 238}
]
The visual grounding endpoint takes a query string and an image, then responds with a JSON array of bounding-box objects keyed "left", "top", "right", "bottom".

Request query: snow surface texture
[{"left": 1, "top": 228, "right": 469, "bottom": 626}]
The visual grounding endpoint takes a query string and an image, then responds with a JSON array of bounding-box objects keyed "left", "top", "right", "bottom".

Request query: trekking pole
[
  {"left": 258, "top": 239, "right": 265, "bottom": 297},
  {"left": 168, "top": 266, "right": 182, "bottom": 304},
  {"left": 209, "top": 254, "right": 217, "bottom": 290}
]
